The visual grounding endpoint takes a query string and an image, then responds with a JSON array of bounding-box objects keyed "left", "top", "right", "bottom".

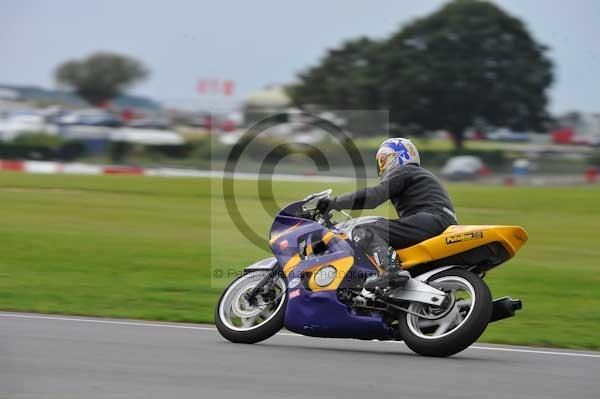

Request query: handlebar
[{"left": 300, "top": 189, "right": 351, "bottom": 227}]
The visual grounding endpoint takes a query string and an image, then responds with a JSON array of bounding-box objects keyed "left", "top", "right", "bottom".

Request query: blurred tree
[
  {"left": 382, "top": 0, "right": 553, "bottom": 148},
  {"left": 55, "top": 52, "right": 149, "bottom": 106},
  {"left": 289, "top": 0, "right": 554, "bottom": 148},
  {"left": 288, "top": 37, "right": 382, "bottom": 110}
]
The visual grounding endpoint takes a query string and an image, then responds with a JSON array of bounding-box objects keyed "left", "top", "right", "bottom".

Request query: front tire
[
  {"left": 397, "top": 268, "right": 492, "bottom": 357},
  {"left": 215, "top": 270, "right": 287, "bottom": 344}
]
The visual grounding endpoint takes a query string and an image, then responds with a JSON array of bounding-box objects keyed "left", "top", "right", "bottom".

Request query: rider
[{"left": 317, "top": 138, "right": 457, "bottom": 291}]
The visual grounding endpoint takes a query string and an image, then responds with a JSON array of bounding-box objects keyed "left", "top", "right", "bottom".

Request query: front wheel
[
  {"left": 215, "top": 270, "right": 287, "bottom": 344},
  {"left": 397, "top": 268, "right": 492, "bottom": 357}
]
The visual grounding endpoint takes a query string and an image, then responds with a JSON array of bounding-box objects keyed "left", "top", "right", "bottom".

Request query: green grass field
[{"left": 0, "top": 172, "right": 599, "bottom": 350}]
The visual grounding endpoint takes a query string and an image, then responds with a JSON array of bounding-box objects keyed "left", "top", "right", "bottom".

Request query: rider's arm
[{"left": 333, "top": 169, "right": 406, "bottom": 210}]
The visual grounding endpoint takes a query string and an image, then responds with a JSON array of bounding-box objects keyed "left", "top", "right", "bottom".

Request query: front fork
[{"left": 244, "top": 266, "right": 284, "bottom": 305}]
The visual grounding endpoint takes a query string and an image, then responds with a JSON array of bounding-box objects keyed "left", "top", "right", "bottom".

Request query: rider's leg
[
  {"left": 355, "top": 214, "right": 451, "bottom": 291},
  {"left": 352, "top": 225, "right": 398, "bottom": 269},
  {"left": 353, "top": 224, "right": 408, "bottom": 290}
]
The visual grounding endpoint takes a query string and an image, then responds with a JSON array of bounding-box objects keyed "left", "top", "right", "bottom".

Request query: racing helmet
[{"left": 376, "top": 137, "right": 420, "bottom": 178}]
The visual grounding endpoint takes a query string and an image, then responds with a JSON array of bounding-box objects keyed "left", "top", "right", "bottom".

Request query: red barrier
[
  {"left": 103, "top": 166, "right": 145, "bottom": 175},
  {"left": 0, "top": 160, "right": 25, "bottom": 171}
]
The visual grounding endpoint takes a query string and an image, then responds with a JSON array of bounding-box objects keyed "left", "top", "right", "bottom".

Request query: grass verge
[{"left": 0, "top": 172, "right": 598, "bottom": 350}]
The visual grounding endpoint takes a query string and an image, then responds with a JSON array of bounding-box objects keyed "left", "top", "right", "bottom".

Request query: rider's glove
[{"left": 317, "top": 198, "right": 337, "bottom": 214}]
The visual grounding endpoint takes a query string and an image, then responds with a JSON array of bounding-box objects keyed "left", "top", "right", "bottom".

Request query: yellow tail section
[{"left": 396, "top": 225, "right": 528, "bottom": 269}]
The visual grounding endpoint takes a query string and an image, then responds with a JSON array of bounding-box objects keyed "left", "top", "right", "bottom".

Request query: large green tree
[
  {"left": 288, "top": 37, "right": 382, "bottom": 110},
  {"left": 382, "top": 0, "right": 553, "bottom": 148},
  {"left": 289, "top": 0, "right": 554, "bottom": 148},
  {"left": 55, "top": 52, "right": 149, "bottom": 106}
]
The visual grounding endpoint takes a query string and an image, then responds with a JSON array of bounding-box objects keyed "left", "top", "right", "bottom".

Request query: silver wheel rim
[
  {"left": 406, "top": 276, "right": 476, "bottom": 340},
  {"left": 218, "top": 271, "right": 287, "bottom": 332}
]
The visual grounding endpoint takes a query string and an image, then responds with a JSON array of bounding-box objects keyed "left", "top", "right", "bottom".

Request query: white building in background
[
  {"left": 0, "top": 88, "right": 19, "bottom": 101},
  {"left": 577, "top": 113, "right": 600, "bottom": 136},
  {"left": 244, "top": 85, "right": 291, "bottom": 110},
  {"left": 0, "top": 113, "right": 59, "bottom": 141},
  {"left": 109, "top": 128, "right": 184, "bottom": 145},
  {"left": 242, "top": 85, "right": 292, "bottom": 127}
]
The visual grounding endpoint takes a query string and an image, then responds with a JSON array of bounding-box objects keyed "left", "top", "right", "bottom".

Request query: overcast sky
[{"left": 1, "top": 0, "right": 599, "bottom": 113}]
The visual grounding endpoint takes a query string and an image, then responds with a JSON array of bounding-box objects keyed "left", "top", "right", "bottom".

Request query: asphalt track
[{"left": 1, "top": 312, "right": 598, "bottom": 399}]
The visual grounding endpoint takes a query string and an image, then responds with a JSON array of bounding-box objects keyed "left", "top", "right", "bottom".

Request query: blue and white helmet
[{"left": 376, "top": 138, "right": 420, "bottom": 178}]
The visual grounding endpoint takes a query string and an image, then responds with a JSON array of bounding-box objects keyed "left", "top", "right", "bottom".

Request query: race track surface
[{"left": 1, "top": 312, "right": 598, "bottom": 399}]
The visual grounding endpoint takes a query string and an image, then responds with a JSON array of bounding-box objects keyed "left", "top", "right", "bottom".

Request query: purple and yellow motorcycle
[{"left": 216, "top": 190, "right": 527, "bottom": 357}]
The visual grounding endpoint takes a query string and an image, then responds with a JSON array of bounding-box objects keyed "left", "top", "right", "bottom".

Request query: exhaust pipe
[{"left": 490, "top": 296, "right": 522, "bottom": 323}]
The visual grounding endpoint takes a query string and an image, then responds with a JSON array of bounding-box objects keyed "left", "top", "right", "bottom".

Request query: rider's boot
[{"left": 363, "top": 247, "right": 410, "bottom": 292}]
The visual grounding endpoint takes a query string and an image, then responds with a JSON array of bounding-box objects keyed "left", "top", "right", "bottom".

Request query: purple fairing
[{"left": 269, "top": 200, "right": 392, "bottom": 340}]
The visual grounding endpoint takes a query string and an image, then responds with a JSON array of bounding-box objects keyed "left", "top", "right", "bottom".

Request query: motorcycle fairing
[
  {"left": 284, "top": 287, "right": 392, "bottom": 339},
  {"left": 269, "top": 206, "right": 390, "bottom": 339},
  {"left": 397, "top": 225, "right": 528, "bottom": 269},
  {"left": 283, "top": 246, "right": 391, "bottom": 340}
]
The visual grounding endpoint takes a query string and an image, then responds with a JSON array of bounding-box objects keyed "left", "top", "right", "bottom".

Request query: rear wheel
[
  {"left": 215, "top": 270, "right": 287, "bottom": 344},
  {"left": 397, "top": 268, "right": 492, "bottom": 357}
]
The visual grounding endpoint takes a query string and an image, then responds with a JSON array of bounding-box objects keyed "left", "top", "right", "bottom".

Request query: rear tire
[
  {"left": 398, "top": 268, "right": 492, "bottom": 357},
  {"left": 215, "top": 270, "right": 287, "bottom": 344}
]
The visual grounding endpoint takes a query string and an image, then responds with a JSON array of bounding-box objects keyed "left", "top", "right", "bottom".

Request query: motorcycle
[{"left": 215, "top": 189, "right": 527, "bottom": 357}]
